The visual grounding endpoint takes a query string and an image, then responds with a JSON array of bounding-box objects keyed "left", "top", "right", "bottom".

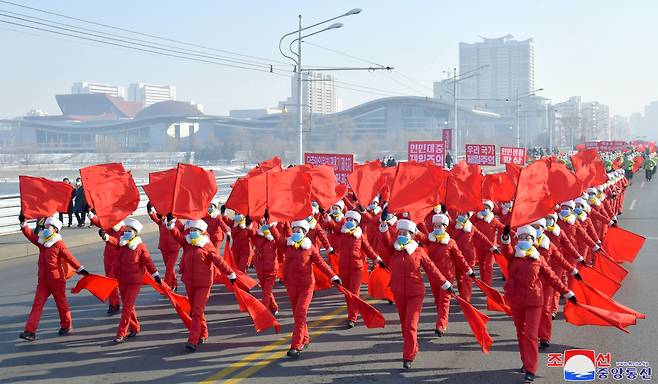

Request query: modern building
[
  {"left": 127, "top": 83, "right": 176, "bottom": 108},
  {"left": 284, "top": 72, "right": 338, "bottom": 115},
  {"left": 71, "top": 82, "right": 125, "bottom": 98},
  {"left": 581, "top": 101, "right": 610, "bottom": 140},
  {"left": 554, "top": 96, "right": 583, "bottom": 147},
  {"left": 610, "top": 115, "right": 631, "bottom": 140},
  {"left": 229, "top": 108, "right": 284, "bottom": 119},
  {"left": 458, "top": 35, "right": 535, "bottom": 108}
]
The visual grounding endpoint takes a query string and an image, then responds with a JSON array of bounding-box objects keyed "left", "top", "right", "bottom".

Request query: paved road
[{"left": 0, "top": 177, "right": 656, "bottom": 384}]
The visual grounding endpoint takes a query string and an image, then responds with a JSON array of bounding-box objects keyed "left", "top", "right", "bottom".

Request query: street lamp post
[
  {"left": 279, "top": 9, "right": 362, "bottom": 165},
  {"left": 515, "top": 88, "right": 544, "bottom": 147}
]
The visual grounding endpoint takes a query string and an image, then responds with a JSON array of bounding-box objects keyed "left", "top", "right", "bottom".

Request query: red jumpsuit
[
  {"left": 471, "top": 212, "right": 505, "bottom": 286},
  {"left": 501, "top": 241, "right": 570, "bottom": 376},
  {"left": 280, "top": 236, "right": 336, "bottom": 351},
  {"left": 203, "top": 214, "right": 230, "bottom": 249},
  {"left": 90, "top": 215, "right": 123, "bottom": 308},
  {"left": 451, "top": 221, "right": 494, "bottom": 302},
  {"left": 545, "top": 225, "right": 581, "bottom": 314},
  {"left": 380, "top": 231, "right": 448, "bottom": 362},
  {"left": 226, "top": 220, "right": 254, "bottom": 272},
  {"left": 427, "top": 234, "right": 470, "bottom": 332},
  {"left": 149, "top": 212, "right": 182, "bottom": 290},
  {"left": 251, "top": 226, "right": 281, "bottom": 313},
  {"left": 557, "top": 215, "right": 597, "bottom": 265},
  {"left": 106, "top": 236, "right": 158, "bottom": 338},
  {"left": 21, "top": 226, "right": 82, "bottom": 333},
  {"left": 171, "top": 226, "right": 234, "bottom": 346},
  {"left": 576, "top": 214, "right": 601, "bottom": 265},
  {"left": 328, "top": 225, "right": 379, "bottom": 323}
]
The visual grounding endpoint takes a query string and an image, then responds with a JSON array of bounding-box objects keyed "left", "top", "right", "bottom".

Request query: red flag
[
  {"left": 217, "top": 270, "right": 258, "bottom": 292},
  {"left": 367, "top": 266, "right": 395, "bottom": 302},
  {"left": 564, "top": 302, "right": 636, "bottom": 333},
  {"left": 307, "top": 165, "right": 348, "bottom": 210},
  {"left": 247, "top": 172, "right": 268, "bottom": 220},
  {"left": 335, "top": 285, "right": 386, "bottom": 328},
  {"left": 593, "top": 251, "right": 628, "bottom": 284},
  {"left": 571, "top": 279, "right": 645, "bottom": 319},
  {"left": 603, "top": 227, "right": 645, "bottom": 264},
  {"left": 388, "top": 162, "right": 448, "bottom": 219},
  {"left": 493, "top": 252, "right": 509, "bottom": 281},
  {"left": 142, "top": 273, "right": 192, "bottom": 329},
  {"left": 328, "top": 252, "right": 340, "bottom": 275},
  {"left": 19, "top": 176, "right": 74, "bottom": 219},
  {"left": 445, "top": 162, "right": 484, "bottom": 212},
  {"left": 571, "top": 149, "right": 608, "bottom": 186},
  {"left": 142, "top": 168, "right": 176, "bottom": 215},
  {"left": 80, "top": 163, "right": 140, "bottom": 230},
  {"left": 313, "top": 265, "right": 333, "bottom": 291},
  {"left": 71, "top": 274, "right": 118, "bottom": 302},
  {"left": 247, "top": 156, "right": 282, "bottom": 176},
  {"left": 453, "top": 293, "right": 493, "bottom": 353},
  {"left": 505, "top": 163, "right": 522, "bottom": 189},
  {"left": 361, "top": 267, "right": 369, "bottom": 284},
  {"left": 223, "top": 242, "right": 237, "bottom": 269},
  {"left": 632, "top": 156, "right": 644, "bottom": 173},
  {"left": 172, "top": 164, "right": 217, "bottom": 219},
  {"left": 234, "top": 286, "right": 281, "bottom": 333},
  {"left": 511, "top": 158, "right": 555, "bottom": 227},
  {"left": 481, "top": 172, "right": 515, "bottom": 203},
  {"left": 576, "top": 266, "right": 621, "bottom": 297},
  {"left": 266, "top": 166, "right": 313, "bottom": 222},
  {"left": 225, "top": 178, "right": 250, "bottom": 215},
  {"left": 347, "top": 160, "right": 384, "bottom": 206},
  {"left": 612, "top": 157, "right": 623, "bottom": 170},
  {"left": 143, "top": 272, "right": 166, "bottom": 294},
  {"left": 547, "top": 159, "right": 584, "bottom": 203},
  {"left": 473, "top": 278, "right": 512, "bottom": 315}
]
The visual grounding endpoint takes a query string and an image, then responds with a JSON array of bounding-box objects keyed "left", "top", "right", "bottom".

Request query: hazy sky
[{"left": 1, "top": 0, "right": 657, "bottom": 119}]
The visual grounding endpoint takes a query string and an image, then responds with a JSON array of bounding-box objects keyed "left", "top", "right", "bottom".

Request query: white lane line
[
  {"left": 629, "top": 199, "right": 637, "bottom": 210},
  {"left": 641, "top": 181, "right": 646, "bottom": 188},
  {"left": 646, "top": 237, "right": 658, "bottom": 240}
]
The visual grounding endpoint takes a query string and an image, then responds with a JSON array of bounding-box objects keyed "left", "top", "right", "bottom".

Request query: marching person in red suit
[
  {"left": 204, "top": 199, "right": 231, "bottom": 249},
  {"left": 87, "top": 210, "right": 123, "bottom": 315},
  {"left": 556, "top": 200, "right": 600, "bottom": 266},
  {"left": 279, "top": 219, "right": 340, "bottom": 359},
  {"left": 325, "top": 210, "right": 382, "bottom": 328},
  {"left": 323, "top": 200, "right": 347, "bottom": 248},
  {"left": 167, "top": 215, "right": 236, "bottom": 351},
  {"left": 18, "top": 214, "right": 89, "bottom": 341},
  {"left": 250, "top": 211, "right": 281, "bottom": 315},
  {"left": 500, "top": 225, "right": 577, "bottom": 383},
  {"left": 471, "top": 200, "right": 506, "bottom": 286},
  {"left": 426, "top": 213, "right": 474, "bottom": 336},
  {"left": 99, "top": 218, "right": 159, "bottom": 344},
  {"left": 147, "top": 202, "right": 183, "bottom": 291},
  {"left": 379, "top": 218, "right": 453, "bottom": 369},
  {"left": 223, "top": 211, "right": 254, "bottom": 272},
  {"left": 573, "top": 198, "right": 603, "bottom": 265}
]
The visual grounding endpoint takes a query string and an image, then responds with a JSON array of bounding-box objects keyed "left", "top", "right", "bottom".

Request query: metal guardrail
[{"left": 0, "top": 174, "right": 244, "bottom": 236}]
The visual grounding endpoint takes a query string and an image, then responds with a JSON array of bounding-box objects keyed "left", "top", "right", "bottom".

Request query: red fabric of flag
[
  {"left": 225, "top": 177, "right": 250, "bottom": 215},
  {"left": 313, "top": 265, "right": 333, "bottom": 291},
  {"left": 347, "top": 160, "right": 384, "bottom": 206},
  {"left": 505, "top": 163, "right": 522, "bottom": 189},
  {"left": 474, "top": 278, "right": 512, "bottom": 315},
  {"left": 142, "top": 168, "right": 176, "bottom": 215},
  {"left": 247, "top": 172, "right": 268, "bottom": 220},
  {"left": 172, "top": 163, "right": 217, "bottom": 219},
  {"left": 307, "top": 165, "right": 348, "bottom": 210},
  {"left": 266, "top": 166, "right": 313, "bottom": 222},
  {"left": 564, "top": 302, "right": 636, "bottom": 333},
  {"left": 80, "top": 163, "right": 140, "bottom": 230},
  {"left": 493, "top": 252, "right": 509, "bottom": 280},
  {"left": 481, "top": 172, "right": 516, "bottom": 203},
  {"left": 71, "top": 274, "right": 119, "bottom": 302},
  {"left": 234, "top": 286, "right": 281, "bottom": 333},
  {"left": 247, "top": 156, "right": 283, "bottom": 177},
  {"left": 603, "top": 227, "right": 645, "bottom": 264},
  {"left": 142, "top": 273, "right": 192, "bottom": 329},
  {"left": 632, "top": 156, "right": 644, "bottom": 173},
  {"left": 510, "top": 158, "right": 555, "bottom": 227},
  {"left": 547, "top": 159, "right": 584, "bottom": 203},
  {"left": 367, "top": 266, "right": 395, "bottom": 302},
  {"left": 452, "top": 293, "right": 493, "bottom": 353},
  {"left": 593, "top": 251, "right": 628, "bottom": 284},
  {"left": 388, "top": 162, "right": 448, "bottom": 219},
  {"left": 19, "top": 176, "right": 74, "bottom": 219},
  {"left": 575, "top": 266, "right": 621, "bottom": 297},
  {"left": 570, "top": 279, "right": 645, "bottom": 320},
  {"left": 445, "top": 162, "right": 484, "bottom": 212},
  {"left": 335, "top": 285, "right": 386, "bottom": 328},
  {"left": 572, "top": 149, "right": 608, "bottom": 186}
]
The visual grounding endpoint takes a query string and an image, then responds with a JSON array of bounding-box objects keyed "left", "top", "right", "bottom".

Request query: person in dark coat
[
  {"left": 58, "top": 178, "right": 74, "bottom": 228},
  {"left": 73, "top": 178, "right": 87, "bottom": 227},
  {"left": 445, "top": 152, "right": 453, "bottom": 169}
]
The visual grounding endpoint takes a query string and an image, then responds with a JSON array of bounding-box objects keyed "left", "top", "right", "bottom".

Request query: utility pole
[
  {"left": 296, "top": 15, "right": 304, "bottom": 165},
  {"left": 452, "top": 67, "right": 457, "bottom": 157}
]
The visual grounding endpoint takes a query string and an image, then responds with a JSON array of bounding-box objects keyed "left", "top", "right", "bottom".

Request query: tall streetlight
[
  {"left": 515, "top": 88, "right": 544, "bottom": 147},
  {"left": 279, "top": 9, "right": 362, "bottom": 164}
]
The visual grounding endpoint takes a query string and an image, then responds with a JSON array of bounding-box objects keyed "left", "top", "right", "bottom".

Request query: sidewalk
[{"left": 0, "top": 215, "right": 158, "bottom": 262}]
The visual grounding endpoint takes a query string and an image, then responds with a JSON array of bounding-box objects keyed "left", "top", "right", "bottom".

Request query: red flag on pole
[
  {"left": 564, "top": 302, "right": 636, "bottom": 333},
  {"left": 172, "top": 163, "right": 217, "bottom": 219},
  {"left": 347, "top": 160, "right": 384, "bottom": 206},
  {"left": 575, "top": 266, "right": 621, "bottom": 297},
  {"left": 473, "top": 278, "right": 512, "bottom": 315},
  {"left": 306, "top": 165, "right": 347, "bottom": 211},
  {"left": 367, "top": 266, "right": 395, "bottom": 302},
  {"left": 335, "top": 285, "right": 386, "bottom": 328},
  {"left": 247, "top": 156, "right": 283, "bottom": 176},
  {"left": 225, "top": 177, "right": 250, "bottom": 215},
  {"left": 313, "top": 265, "right": 333, "bottom": 291},
  {"left": 510, "top": 158, "right": 555, "bottom": 227},
  {"left": 505, "top": 163, "right": 522, "bottom": 189},
  {"left": 571, "top": 149, "right": 608, "bottom": 186},
  {"left": 71, "top": 274, "right": 119, "bottom": 302},
  {"left": 452, "top": 293, "right": 494, "bottom": 353},
  {"left": 19, "top": 176, "right": 74, "bottom": 219},
  {"left": 593, "top": 251, "right": 628, "bottom": 284},
  {"left": 547, "top": 159, "right": 584, "bottom": 203},
  {"left": 603, "top": 227, "right": 645, "bottom": 264},
  {"left": 234, "top": 286, "right": 281, "bottom": 333},
  {"left": 143, "top": 273, "right": 192, "bottom": 329},
  {"left": 142, "top": 168, "right": 176, "bottom": 215},
  {"left": 493, "top": 252, "right": 509, "bottom": 281},
  {"left": 481, "top": 172, "right": 516, "bottom": 203},
  {"left": 247, "top": 172, "right": 268, "bottom": 220},
  {"left": 388, "top": 161, "right": 448, "bottom": 219},
  {"left": 266, "top": 166, "right": 313, "bottom": 222},
  {"left": 80, "top": 163, "right": 140, "bottom": 230},
  {"left": 570, "top": 279, "right": 645, "bottom": 319},
  {"left": 445, "top": 162, "right": 484, "bottom": 212}
]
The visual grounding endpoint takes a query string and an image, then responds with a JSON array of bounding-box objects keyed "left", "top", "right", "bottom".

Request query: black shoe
[
  {"left": 58, "top": 328, "right": 70, "bottom": 336},
  {"left": 387, "top": 300, "right": 394, "bottom": 305},
  {"left": 113, "top": 336, "right": 125, "bottom": 344},
  {"left": 551, "top": 313, "right": 557, "bottom": 320},
  {"left": 127, "top": 330, "right": 138, "bottom": 338},
  {"left": 518, "top": 365, "right": 525, "bottom": 373},
  {"left": 539, "top": 340, "right": 550, "bottom": 349},
  {"left": 19, "top": 332, "right": 36, "bottom": 341},
  {"left": 524, "top": 372, "right": 535, "bottom": 382},
  {"left": 185, "top": 342, "right": 197, "bottom": 352},
  {"left": 107, "top": 305, "right": 120, "bottom": 316},
  {"left": 403, "top": 360, "right": 412, "bottom": 369},
  {"left": 287, "top": 348, "right": 301, "bottom": 359},
  {"left": 198, "top": 337, "right": 207, "bottom": 345},
  {"left": 346, "top": 321, "right": 356, "bottom": 329},
  {"left": 435, "top": 329, "right": 444, "bottom": 337}
]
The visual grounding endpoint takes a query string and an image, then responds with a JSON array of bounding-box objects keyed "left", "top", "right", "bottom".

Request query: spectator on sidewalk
[
  {"left": 58, "top": 178, "right": 74, "bottom": 228},
  {"left": 73, "top": 178, "right": 87, "bottom": 228}
]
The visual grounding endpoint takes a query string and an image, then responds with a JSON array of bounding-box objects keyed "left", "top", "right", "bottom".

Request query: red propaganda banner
[
  {"left": 304, "top": 153, "right": 354, "bottom": 185},
  {"left": 442, "top": 129, "right": 453, "bottom": 151},
  {"left": 500, "top": 146, "right": 526, "bottom": 165},
  {"left": 597, "top": 141, "right": 627, "bottom": 153},
  {"left": 408, "top": 140, "right": 445, "bottom": 167},
  {"left": 465, "top": 144, "right": 496, "bottom": 166},
  {"left": 585, "top": 141, "right": 598, "bottom": 150}
]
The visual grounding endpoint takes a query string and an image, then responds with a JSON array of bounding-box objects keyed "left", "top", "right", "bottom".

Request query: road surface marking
[
  {"left": 629, "top": 199, "right": 637, "bottom": 210},
  {"left": 641, "top": 181, "right": 646, "bottom": 188},
  {"left": 200, "top": 305, "right": 346, "bottom": 383}
]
